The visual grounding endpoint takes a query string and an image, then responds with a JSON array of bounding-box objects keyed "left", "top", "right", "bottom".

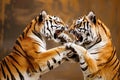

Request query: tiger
[
  {"left": 0, "top": 11, "right": 73, "bottom": 80},
  {"left": 66, "top": 11, "right": 120, "bottom": 80}
]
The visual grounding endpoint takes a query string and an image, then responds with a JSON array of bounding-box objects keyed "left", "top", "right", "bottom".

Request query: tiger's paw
[
  {"left": 58, "top": 33, "right": 72, "bottom": 44},
  {"left": 65, "top": 42, "right": 77, "bottom": 53},
  {"left": 65, "top": 42, "right": 80, "bottom": 62},
  {"left": 65, "top": 42, "right": 86, "bottom": 57}
]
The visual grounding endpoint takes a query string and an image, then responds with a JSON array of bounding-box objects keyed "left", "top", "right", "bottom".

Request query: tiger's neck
[
  {"left": 87, "top": 21, "right": 112, "bottom": 53},
  {"left": 21, "top": 19, "right": 46, "bottom": 48},
  {"left": 87, "top": 29, "right": 112, "bottom": 51}
]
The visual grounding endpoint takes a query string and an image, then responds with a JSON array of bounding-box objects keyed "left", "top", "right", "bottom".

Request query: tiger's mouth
[
  {"left": 56, "top": 30, "right": 63, "bottom": 35},
  {"left": 74, "top": 32, "right": 83, "bottom": 42},
  {"left": 54, "top": 29, "right": 64, "bottom": 39},
  {"left": 76, "top": 35, "right": 83, "bottom": 42},
  {"left": 74, "top": 32, "right": 92, "bottom": 45}
]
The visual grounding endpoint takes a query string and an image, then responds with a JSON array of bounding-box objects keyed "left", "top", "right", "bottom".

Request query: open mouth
[
  {"left": 54, "top": 30, "right": 63, "bottom": 39},
  {"left": 56, "top": 30, "right": 63, "bottom": 35},
  {"left": 74, "top": 32, "right": 83, "bottom": 42},
  {"left": 75, "top": 34, "right": 91, "bottom": 45}
]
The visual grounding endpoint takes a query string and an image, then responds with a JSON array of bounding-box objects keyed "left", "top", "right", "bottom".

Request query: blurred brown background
[{"left": 0, "top": 0, "right": 120, "bottom": 80}]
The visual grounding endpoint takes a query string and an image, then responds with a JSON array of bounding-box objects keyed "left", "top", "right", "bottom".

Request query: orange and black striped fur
[
  {"left": 66, "top": 11, "right": 120, "bottom": 80},
  {"left": 0, "top": 11, "right": 72, "bottom": 80}
]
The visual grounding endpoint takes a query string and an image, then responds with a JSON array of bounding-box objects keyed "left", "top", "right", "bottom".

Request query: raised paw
[
  {"left": 58, "top": 33, "right": 72, "bottom": 44},
  {"left": 64, "top": 43, "right": 80, "bottom": 62},
  {"left": 65, "top": 42, "right": 77, "bottom": 53},
  {"left": 65, "top": 42, "right": 87, "bottom": 57}
]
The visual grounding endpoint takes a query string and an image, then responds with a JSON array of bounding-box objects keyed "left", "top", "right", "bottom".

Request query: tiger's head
[
  {"left": 69, "top": 11, "right": 111, "bottom": 48},
  {"left": 34, "top": 11, "right": 71, "bottom": 44}
]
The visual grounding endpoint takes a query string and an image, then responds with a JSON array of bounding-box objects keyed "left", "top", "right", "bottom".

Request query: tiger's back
[{"left": 93, "top": 19, "right": 120, "bottom": 80}]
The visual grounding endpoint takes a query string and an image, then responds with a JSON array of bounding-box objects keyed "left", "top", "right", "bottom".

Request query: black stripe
[
  {"left": 112, "top": 47, "right": 116, "bottom": 53},
  {"left": 77, "top": 21, "right": 82, "bottom": 28},
  {"left": 58, "top": 61, "right": 61, "bottom": 64},
  {"left": 55, "top": 50, "right": 60, "bottom": 56},
  {"left": 52, "top": 58, "right": 57, "bottom": 63},
  {"left": 8, "top": 55, "right": 20, "bottom": 66},
  {"left": 39, "top": 66, "right": 42, "bottom": 72},
  {"left": 15, "top": 40, "right": 27, "bottom": 56},
  {"left": 21, "top": 32, "right": 25, "bottom": 38},
  {"left": 3, "top": 59, "right": 16, "bottom": 80},
  {"left": 15, "top": 40, "right": 23, "bottom": 51},
  {"left": 34, "top": 51, "right": 41, "bottom": 53},
  {"left": 25, "top": 22, "right": 32, "bottom": 35},
  {"left": 110, "top": 58, "right": 117, "bottom": 67},
  {"left": 46, "top": 21, "right": 53, "bottom": 36},
  {"left": 38, "top": 14, "right": 43, "bottom": 22},
  {"left": 47, "top": 27, "right": 52, "bottom": 36},
  {"left": 19, "top": 35, "right": 22, "bottom": 41},
  {"left": 32, "top": 30, "right": 43, "bottom": 41},
  {"left": 98, "top": 49, "right": 116, "bottom": 66},
  {"left": 90, "top": 52, "right": 98, "bottom": 54},
  {"left": 12, "top": 63, "right": 24, "bottom": 80},
  {"left": 32, "top": 42, "right": 45, "bottom": 50},
  {"left": 13, "top": 47, "right": 25, "bottom": 57},
  {"left": 49, "top": 16, "right": 52, "bottom": 19},
  {"left": 33, "top": 19, "right": 37, "bottom": 31},
  {"left": 90, "top": 27, "right": 93, "bottom": 39},
  {"left": 1, "top": 64, "right": 6, "bottom": 78},
  {"left": 12, "top": 51, "right": 21, "bottom": 57},
  {"left": 100, "top": 23, "right": 107, "bottom": 36},
  {"left": 80, "top": 61, "right": 85, "bottom": 65},
  {"left": 106, "top": 50, "right": 116, "bottom": 64},
  {"left": 86, "top": 21, "right": 89, "bottom": 29},
  {"left": 81, "top": 65, "right": 88, "bottom": 71},
  {"left": 87, "top": 34, "right": 102, "bottom": 49},
  {"left": 26, "top": 58, "right": 37, "bottom": 73},
  {"left": 112, "top": 72, "right": 118, "bottom": 80},
  {"left": 84, "top": 22, "right": 87, "bottom": 30},
  {"left": 113, "top": 61, "right": 119, "bottom": 70},
  {"left": 49, "top": 20, "right": 52, "bottom": 26},
  {"left": 43, "top": 25, "right": 46, "bottom": 35},
  {"left": 47, "top": 61, "right": 53, "bottom": 70},
  {"left": 54, "top": 21, "right": 57, "bottom": 24},
  {"left": 7, "top": 75, "right": 9, "bottom": 80}
]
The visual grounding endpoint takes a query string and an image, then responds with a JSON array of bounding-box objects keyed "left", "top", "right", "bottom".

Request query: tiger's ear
[
  {"left": 87, "top": 11, "right": 96, "bottom": 24},
  {"left": 39, "top": 11, "right": 47, "bottom": 22}
]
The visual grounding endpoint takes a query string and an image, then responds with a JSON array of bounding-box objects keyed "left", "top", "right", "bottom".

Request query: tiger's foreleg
[
  {"left": 65, "top": 43, "right": 98, "bottom": 78},
  {"left": 26, "top": 46, "right": 71, "bottom": 78}
]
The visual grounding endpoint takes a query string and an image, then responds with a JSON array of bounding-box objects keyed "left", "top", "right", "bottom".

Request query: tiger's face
[
  {"left": 69, "top": 11, "right": 99, "bottom": 48},
  {"left": 38, "top": 11, "right": 71, "bottom": 44}
]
